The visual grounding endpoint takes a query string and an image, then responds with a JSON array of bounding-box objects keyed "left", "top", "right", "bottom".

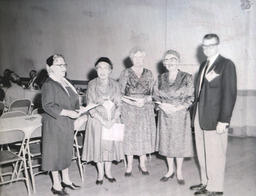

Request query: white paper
[
  {"left": 206, "top": 70, "right": 220, "bottom": 82},
  {"left": 102, "top": 123, "right": 125, "bottom": 141},
  {"left": 79, "top": 103, "right": 99, "bottom": 115}
]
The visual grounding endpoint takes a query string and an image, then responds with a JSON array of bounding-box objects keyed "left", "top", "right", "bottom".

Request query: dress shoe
[
  {"left": 104, "top": 175, "right": 117, "bottom": 182},
  {"left": 194, "top": 187, "right": 208, "bottom": 195},
  {"left": 138, "top": 166, "right": 149, "bottom": 175},
  {"left": 160, "top": 173, "right": 175, "bottom": 182},
  {"left": 206, "top": 191, "right": 223, "bottom": 196},
  {"left": 190, "top": 183, "right": 206, "bottom": 190},
  {"left": 51, "top": 187, "right": 69, "bottom": 195},
  {"left": 177, "top": 178, "right": 185, "bottom": 185},
  {"left": 61, "top": 182, "right": 81, "bottom": 190},
  {"left": 96, "top": 179, "right": 103, "bottom": 185},
  {"left": 124, "top": 172, "right": 132, "bottom": 177}
]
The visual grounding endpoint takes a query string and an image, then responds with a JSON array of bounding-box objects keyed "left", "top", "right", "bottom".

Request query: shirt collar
[{"left": 207, "top": 53, "right": 219, "bottom": 66}]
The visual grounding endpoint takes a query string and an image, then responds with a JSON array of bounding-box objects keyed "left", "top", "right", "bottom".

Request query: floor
[{"left": 1, "top": 136, "right": 256, "bottom": 196}]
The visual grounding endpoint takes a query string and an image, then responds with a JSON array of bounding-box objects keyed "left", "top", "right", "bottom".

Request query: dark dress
[{"left": 41, "top": 78, "right": 79, "bottom": 171}]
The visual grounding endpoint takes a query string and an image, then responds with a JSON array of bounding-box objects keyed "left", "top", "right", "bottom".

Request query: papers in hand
[
  {"left": 79, "top": 103, "right": 99, "bottom": 115},
  {"left": 122, "top": 96, "right": 143, "bottom": 102},
  {"left": 102, "top": 123, "right": 125, "bottom": 141}
]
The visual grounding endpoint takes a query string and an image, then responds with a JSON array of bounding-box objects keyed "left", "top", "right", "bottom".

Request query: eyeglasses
[
  {"left": 53, "top": 64, "right": 68, "bottom": 68},
  {"left": 163, "top": 57, "right": 178, "bottom": 62},
  {"left": 202, "top": 43, "right": 218, "bottom": 49}
]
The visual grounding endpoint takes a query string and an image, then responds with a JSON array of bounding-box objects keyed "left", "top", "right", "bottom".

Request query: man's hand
[{"left": 216, "top": 122, "right": 229, "bottom": 134}]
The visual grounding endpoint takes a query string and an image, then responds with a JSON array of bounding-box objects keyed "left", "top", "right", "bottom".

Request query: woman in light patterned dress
[
  {"left": 153, "top": 50, "right": 194, "bottom": 184},
  {"left": 119, "top": 47, "right": 156, "bottom": 176},
  {"left": 82, "top": 57, "right": 124, "bottom": 185}
]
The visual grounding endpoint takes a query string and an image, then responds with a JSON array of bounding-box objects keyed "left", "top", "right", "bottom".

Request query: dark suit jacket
[{"left": 191, "top": 55, "right": 237, "bottom": 130}]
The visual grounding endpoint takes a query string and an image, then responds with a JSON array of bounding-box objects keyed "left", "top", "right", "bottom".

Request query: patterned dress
[
  {"left": 82, "top": 78, "right": 124, "bottom": 162},
  {"left": 153, "top": 70, "right": 194, "bottom": 157},
  {"left": 119, "top": 68, "right": 156, "bottom": 156}
]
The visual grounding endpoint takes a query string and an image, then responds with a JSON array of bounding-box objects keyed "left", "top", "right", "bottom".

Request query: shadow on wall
[
  {"left": 195, "top": 45, "right": 206, "bottom": 65},
  {"left": 87, "top": 69, "right": 98, "bottom": 81},
  {"left": 156, "top": 60, "right": 167, "bottom": 75},
  {"left": 123, "top": 57, "right": 133, "bottom": 69}
]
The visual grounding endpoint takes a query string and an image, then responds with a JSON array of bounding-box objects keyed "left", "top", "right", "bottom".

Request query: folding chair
[
  {"left": 1, "top": 111, "right": 26, "bottom": 118},
  {"left": 0, "top": 129, "right": 31, "bottom": 195},
  {"left": 9, "top": 99, "right": 32, "bottom": 114}
]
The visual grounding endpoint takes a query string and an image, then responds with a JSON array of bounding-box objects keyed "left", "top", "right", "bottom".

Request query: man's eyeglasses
[
  {"left": 163, "top": 57, "right": 178, "bottom": 62},
  {"left": 202, "top": 43, "right": 219, "bottom": 49},
  {"left": 54, "top": 64, "right": 68, "bottom": 68}
]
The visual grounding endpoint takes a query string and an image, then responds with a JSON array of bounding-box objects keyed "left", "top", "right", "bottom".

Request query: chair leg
[
  {"left": 22, "top": 153, "right": 31, "bottom": 195},
  {"left": 74, "top": 135, "right": 84, "bottom": 182},
  {"left": 26, "top": 141, "right": 36, "bottom": 193}
]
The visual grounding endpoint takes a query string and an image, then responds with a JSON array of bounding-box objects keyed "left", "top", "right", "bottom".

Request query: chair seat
[{"left": 0, "top": 150, "right": 22, "bottom": 165}]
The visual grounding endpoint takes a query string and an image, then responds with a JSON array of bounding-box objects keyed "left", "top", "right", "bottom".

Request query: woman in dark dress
[{"left": 41, "top": 54, "right": 80, "bottom": 195}]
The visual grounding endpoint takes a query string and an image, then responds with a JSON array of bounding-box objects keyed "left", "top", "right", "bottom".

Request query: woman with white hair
[
  {"left": 119, "top": 47, "right": 156, "bottom": 176},
  {"left": 153, "top": 49, "right": 194, "bottom": 185}
]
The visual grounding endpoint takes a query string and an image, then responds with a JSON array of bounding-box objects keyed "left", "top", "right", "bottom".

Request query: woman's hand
[
  {"left": 158, "top": 103, "right": 177, "bottom": 114},
  {"left": 102, "top": 119, "right": 114, "bottom": 129},
  {"left": 60, "top": 109, "right": 80, "bottom": 119}
]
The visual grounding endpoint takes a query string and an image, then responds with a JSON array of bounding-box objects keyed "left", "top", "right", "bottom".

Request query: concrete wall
[{"left": 0, "top": 0, "right": 255, "bottom": 135}]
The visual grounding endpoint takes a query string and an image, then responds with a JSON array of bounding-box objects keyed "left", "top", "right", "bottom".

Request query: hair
[
  {"left": 163, "top": 49, "right": 180, "bottom": 60},
  {"left": 95, "top": 57, "right": 113, "bottom": 70},
  {"left": 203, "top": 33, "right": 220, "bottom": 44},
  {"left": 129, "top": 47, "right": 146, "bottom": 58},
  {"left": 46, "top": 54, "right": 65, "bottom": 67}
]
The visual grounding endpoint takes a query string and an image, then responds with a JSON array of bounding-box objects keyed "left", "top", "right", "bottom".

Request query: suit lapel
[
  {"left": 207, "top": 55, "right": 222, "bottom": 74},
  {"left": 195, "top": 63, "right": 206, "bottom": 98}
]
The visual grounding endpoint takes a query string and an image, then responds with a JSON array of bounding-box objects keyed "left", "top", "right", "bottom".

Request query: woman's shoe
[
  {"left": 177, "top": 178, "right": 185, "bottom": 185},
  {"left": 96, "top": 180, "right": 103, "bottom": 185},
  {"left": 51, "top": 187, "right": 69, "bottom": 195},
  {"left": 61, "top": 182, "right": 81, "bottom": 190},
  {"left": 124, "top": 172, "right": 132, "bottom": 177},
  {"left": 138, "top": 166, "right": 149, "bottom": 175},
  {"left": 104, "top": 175, "right": 116, "bottom": 182},
  {"left": 160, "top": 173, "right": 175, "bottom": 182}
]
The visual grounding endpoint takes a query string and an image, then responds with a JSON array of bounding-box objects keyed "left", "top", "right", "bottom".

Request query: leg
[
  {"left": 96, "top": 162, "right": 104, "bottom": 181},
  {"left": 139, "top": 154, "right": 147, "bottom": 171},
  {"left": 61, "top": 168, "right": 72, "bottom": 185},
  {"left": 194, "top": 110, "right": 208, "bottom": 186},
  {"left": 126, "top": 155, "right": 133, "bottom": 173},
  {"left": 164, "top": 157, "right": 174, "bottom": 177},
  {"left": 104, "top": 161, "right": 113, "bottom": 178},
  {"left": 51, "top": 171, "right": 62, "bottom": 190},
  {"left": 204, "top": 130, "right": 228, "bottom": 192},
  {"left": 176, "top": 157, "right": 184, "bottom": 180}
]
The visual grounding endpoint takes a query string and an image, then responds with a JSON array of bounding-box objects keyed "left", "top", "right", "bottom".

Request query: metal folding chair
[
  {"left": 1, "top": 111, "right": 27, "bottom": 118},
  {"left": 0, "top": 129, "right": 31, "bottom": 195},
  {"left": 9, "top": 99, "right": 32, "bottom": 114}
]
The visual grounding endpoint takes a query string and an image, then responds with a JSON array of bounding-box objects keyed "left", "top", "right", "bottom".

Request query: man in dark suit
[{"left": 190, "top": 34, "right": 237, "bottom": 196}]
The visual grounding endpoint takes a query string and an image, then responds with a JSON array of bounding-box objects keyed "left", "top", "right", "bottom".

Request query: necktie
[{"left": 198, "top": 60, "right": 209, "bottom": 101}]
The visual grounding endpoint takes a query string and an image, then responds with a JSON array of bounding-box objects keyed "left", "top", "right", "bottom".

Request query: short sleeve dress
[
  {"left": 153, "top": 71, "right": 194, "bottom": 157},
  {"left": 119, "top": 68, "right": 157, "bottom": 156},
  {"left": 82, "top": 78, "right": 124, "bottom": 162}
]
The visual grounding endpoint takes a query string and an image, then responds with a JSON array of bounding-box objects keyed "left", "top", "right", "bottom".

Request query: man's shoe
[
  {"left": 190, "top": 183, "right": 206, "bottom": 190},
  {"left": 207, "top": 191, "right": 223, "bottom": 196},
  {"left": 194, "top": 187, "right": 208, "bottom": 195}
]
